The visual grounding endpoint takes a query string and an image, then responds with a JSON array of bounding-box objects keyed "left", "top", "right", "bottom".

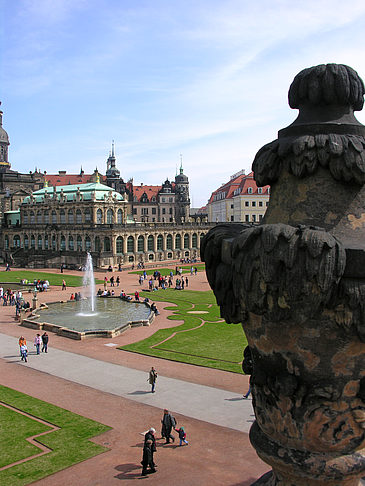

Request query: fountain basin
[{"left": 21, "top": 297, "right": 154, "bottom": 340}]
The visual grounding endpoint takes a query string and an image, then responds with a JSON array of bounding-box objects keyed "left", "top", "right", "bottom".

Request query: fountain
[{"left": 22, "top": 253, "right": 154, "bottom": 339}]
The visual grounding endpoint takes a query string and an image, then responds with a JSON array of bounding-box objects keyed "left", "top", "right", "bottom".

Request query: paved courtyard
[{"left": 0, "top": 265, "right": 268, "bottom": 485}]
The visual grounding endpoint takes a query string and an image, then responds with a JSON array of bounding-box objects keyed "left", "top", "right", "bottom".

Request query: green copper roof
[{"left": 22, "top": 182, "right": 124, "bottom": 204}]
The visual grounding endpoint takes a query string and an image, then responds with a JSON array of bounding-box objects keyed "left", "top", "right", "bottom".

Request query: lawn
[
  {"left": 0, "top": 270, "right": 103, "bottom": 287},
  {"left": 129, "top": 263, "right": 205, "bottom": 276},
  {"left": 0, "top": 385, "right": 110, "bottom": 486},
  {"left": 119, "top": 289, "right": 247, "bottom": 373}
]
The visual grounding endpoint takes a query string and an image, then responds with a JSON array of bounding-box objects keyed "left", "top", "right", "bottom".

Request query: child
[
  {"left": 20, "top": 344, "right": 28, "bottom": 362},
  {"left": 175, "top": 426, "right": 188, "bottom": 446}
]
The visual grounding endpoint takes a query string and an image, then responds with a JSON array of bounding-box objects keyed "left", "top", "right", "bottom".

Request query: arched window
[
  {"left": 85, "top": 235, "right": 91, "bottom": 251},
  {"left": 200, "top": 233, "right": 205, "bottom": 244},
  {"left": 147, "top": 235, "right": 154, "bottom": 251},
  {"left": 4, "top": 236, "right": 9, "bottom": 249},
  {"left": 248, "top": 187, "right": 253, "bottom": 194},
  {"left": 44, "top": 211, "right": 49, "bottom": 224},
  {"left": 97, "top": 209, "right": 102, "bottom": 224},
  {"left": 258, "top": 187, "right": 262, "bottom": 194},
  {"left": 60, "top": 209, "right": 66, "bottom": 223},
  {"left": 30, "top": 234, "right": 35, "bottom": 248},
  {"left": 13, "top": 235, "right": 20, "bottom": 248},
  {"left": 85, "top": 208, "right": 91, "bottom": 223},
  {"left": 95, "top": 236, "right": 101, "bottom": 251},
  {"left": 76, "top": 209, "right": 82, "bottom": 224},
  {"left": 116, "top": 236, "right": 123, "bottom": 254},
  {"left": 104, "top": 237, "right": 111, "bottom": 252},
  {"left": 77, "top": 235, "right": 82, "bottom": 251},
  {"left": 37, "top": 235, "right": 42, "bottom": 249},
  {"left": 107, "top": 209, "right": 114, "bottom": 224},
  {"left": 44, "top": 234, "right": 49, "bottom": 249},
  {"left": 137, "top": 235, "right": 144, "bottom": 252},
  {"left": 60, "top": 235, "right": 66, "bottom": 250},
  {"left": 157, "top": 234, "right": 163, "bottom": 251},
  {"left": 68, "top": 235, "right": 74, "bottom": 251},
  {"left": 192, "top": 233, "right": 197, "bottom": 248},
  {"left": 30, "top": 211, "right": 35, "bottom": 224},
  {"left": 23, "top": 212, "right": 28, "bottom": 224},
  {"left": 52, "top": 235, "right": 57, "bottom": 250},
  {"left": 184, "top": 234, "right": 189, "bottom": 248},
  {"left": 37, "top": 211, "right": 42, "bottom": 224},
  {"left": 51, "top": 210, "right": 57, "bottom": 224},
  {"left": 68, "top": 210, "right": 74, "bottom": 224},
  {"left": 175, "top": 234, "right": 181, "bottom": 249},
  {"left": 166, "top": 234, "right": 172, "bottom": 250},
  {"left": 127, "top": 236, "right": 134, "bottom": 253},
  {"left": 24, "top": 234, "right": 29, "bottom": 249},
  {"left": 117, "top": 209, "right": 123, "bottom": 224}
]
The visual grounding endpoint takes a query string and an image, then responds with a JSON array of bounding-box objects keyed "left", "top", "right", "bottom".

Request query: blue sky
[{"left": 2, "top": 0, "right": 365, "bottom": 207}]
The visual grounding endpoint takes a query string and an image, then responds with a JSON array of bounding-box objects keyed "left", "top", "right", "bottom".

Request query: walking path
[{"left": 1, "top": 332, "right": 254, "bottom": 434}]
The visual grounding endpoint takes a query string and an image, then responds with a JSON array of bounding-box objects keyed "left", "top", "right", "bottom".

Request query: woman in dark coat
[
  {"left": 161, "top": 409, "right": 176, "bottom": 444},
  {"left": 141, "top": 428, "right": 156, "bottom": 476}
]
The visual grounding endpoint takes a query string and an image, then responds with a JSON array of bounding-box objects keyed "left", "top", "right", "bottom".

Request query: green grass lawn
[
  {"left": 0, "top": 270, "right": 103, "bottom": 287},
  {"left": 130, "top": 263, "right": 205, "bottom": 276},
  {"left": 0, "top": 385, "right": 110, "bottom": 486},
  {"left": 120, "top": 289, "right": 247, "bottom": 373}
]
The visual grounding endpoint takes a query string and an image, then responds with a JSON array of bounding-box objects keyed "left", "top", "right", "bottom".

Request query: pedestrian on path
[
  {"left": 243, "top": 384, "right": 251, "bottom": 399},
  {"left": 141, "top": 428, "right": 157, "bottom": 476},
  {"left": 20, "top": 344, "right": 27, "bottom": 362},
  {"left": 34, "top": 333, "right": 41, "bottom": 355},
  {"left": 161, "top": 409, "right": 176, "bottom": 444},
  {"left": 41, "top": 332, "right": 49, "bottom": 353},
  {"left": 18, "top": 336, "right": 26, "bottom": 356},
  {"left": 62, "top": 279, "right": 66, "bottom": 290},
  {"left": 148, "top": 367, "right": 157, "bottom": 393},
  {"left": 174, "top": 426, "right": 189, "bottom": 446}
]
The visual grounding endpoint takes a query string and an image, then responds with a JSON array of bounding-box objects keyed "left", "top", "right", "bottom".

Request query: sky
[{"left": 2, "top": 0, "right": 365, "bottom": 208}]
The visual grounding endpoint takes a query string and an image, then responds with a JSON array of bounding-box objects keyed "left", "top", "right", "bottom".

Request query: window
[
  {"left": 37, "top": 235, "right": 42, "bottom": 249},
  {"left": 68, "top": 210, "right": 74, "bottom": 224},
  {"left": 24, "top": 235, "right": 29, "bottom": 249},
  {"left": 95, "top": 236, "right": 101, "bottom": 251},
  {"left": 44, "top": 211, "right": 49, "bottom": 224},
  {"left": 95, "top": 209, "right": 102, "bottom": 224},
  {"left": 252, "top": 214, "right": 256, "bottom": 222},
  {"left": 169, "top": 208, "right": 173, "bottom": 214},
  {"left": 23, "top": 212, "right": 28, "bottom": 224},
  {"left": 103, "top": 237, "right": 110, "bottom": 252},
  {"left": 117, "top": 209, "right": 123, "bottom": 224},
  {"left": 107, "top": 209, "right": 113, "bottom": 224},
  {"left": 157, "top": 234, "right": 163, "bottom": 251},
  {"left": 85, "top": 236, "right": 91, "bottom": 251},
  {"left": 169, "top": 197, "right": 173, "bottom": 202},
  {"left": 30, "top": 211, "right": 35, "bottom": 224},
  {"left": 184, "top": 234, "right": 189, "bottom": 248},
  {"left": 258, "top": 187, "right": 262, "bottom": 194},
  {"left": 60, "top": 235, "right": 66, "bottom": 250},
  {"left": 68, "top": 236, "right": 74, "bottom": 250},
  {"left": 152, "top": 208, "right": 156, "bottom": 214},
  {"left": 52, "top": 235, "right": 56, "bottom": 250},
  {"left": 133, "top": 208, "right": 137, "bottom": 215},
  {"left": 245, "top": 201, "right": 249, "bottom": 207},
  {"left": 44, "top": 235, "right": 49, "bottom": 249},
  {"left": 162, "top": 197, "right": 165, "bottom": 202},
  {"left": 231, "top": 204, "right": 234, "bottom": 209},
  {"left": 60, "top": 209, "right": 66, "bottom": 223},
  {"left": 138, "top": 235, "right": 144, "bottom": 252},
  {"left": 147, "top": 235, "right": 154, "bottom": 251},
  {"left": 259, "top": 201, "right": 263, "bottom": 207},
  {"left": 248, "top": 187, "right": 253, "bottom": 194},
  {"left": 85, "top": 209, "right": 91, "bottom": 223},
  {"left": 127, "top": 236, "right": 134, "bottom": 252},
  {"left": 175, "top": 234, "right": 181, "bottom": 249},
  {"left": 162, "top": 208, "right": 166, "bottom": 214},
  {"left": 245, "top": 215, "right": 249, "bottom": 222},
  {"left": 31, "top": 234, "right": 35, "bottom": 248},
  {"left": 13, "top": 235, "right": 20, "bottom": 248},
  {"left": 166, "top": 234, "right": 172, "bottom": 250},
  {"left": 4, "top": 236, "right": 8, "bottom": 249},
  {"left": 77, "top": 236, "right": 82, "bottom": 251},
  {"left": 231, "top": 215, "right": 234, "bottom": 221},
  {"left": 259, "top": 214, "right": 263, "bottom": 221},
  {"left": 52, "top": 211, "right": 57, "bottom": 224},
  {"left": 37, "top": 212, "right": 42, "bottom": 224},
  {"left": 116, "top": 236, "right": 123, "bottom": 254},
  {"left": 252, "top": 201, "right": 256, "bottom": 207},
  {"left": 76, "top": 209, "right": 82, "bottom": 224},
  {"left": 192, "top": 233, "right": 197, "bottom": 248}
]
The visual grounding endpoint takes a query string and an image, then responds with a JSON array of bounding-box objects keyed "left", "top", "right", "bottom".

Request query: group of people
[
  {"left": 19, "top": 332, "right": 49, "bottom": 362},
  {"left": 141, "top": 407, "right": 189, "bottom": 477},
  {"left": 70, "top": 292, "right": 82, "bottom": 301}
]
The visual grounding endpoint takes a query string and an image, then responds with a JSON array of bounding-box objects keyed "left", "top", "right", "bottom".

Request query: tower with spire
[
  {"left": 105, "top": 141, "right": 132, "bottom": 202},
  {"left": 0, "top": 102, "right": 10, "bottom": 170},
  {"left": 174, "top": 154, "right": 190, "bottom": 223}
]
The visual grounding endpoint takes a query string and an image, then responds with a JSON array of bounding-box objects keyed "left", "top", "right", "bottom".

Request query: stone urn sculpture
[{"left": 201, "top": 64, "right": 365, "bottom": 485}]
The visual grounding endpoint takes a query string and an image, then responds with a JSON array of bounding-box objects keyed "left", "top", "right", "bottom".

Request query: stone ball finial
[{"left": 288, "top": 64, "right": 365, "bottom": 111}]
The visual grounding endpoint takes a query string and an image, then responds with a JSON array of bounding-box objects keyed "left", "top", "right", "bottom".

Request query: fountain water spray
[{"left": 82, "top": 252, "right": 96, "bottom": 313}]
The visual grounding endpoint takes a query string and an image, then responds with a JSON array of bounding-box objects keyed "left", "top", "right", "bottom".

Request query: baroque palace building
[{"left": 0, "top": 107, "right": 212, "bottom": 268}]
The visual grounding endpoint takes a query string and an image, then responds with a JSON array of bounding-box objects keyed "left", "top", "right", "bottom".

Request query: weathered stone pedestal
[{"left": 201, "top": 64, "right": 365, "bottom": 485}]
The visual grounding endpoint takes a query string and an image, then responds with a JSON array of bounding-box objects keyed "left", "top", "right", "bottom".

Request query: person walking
[
  {"left": 161, "top": 409, "right": 176, "bottom": 444},
  {"left": 34, "top": 334, "right": 41, "bottom": 355},
  {"left": 19, "top": 336, "right": 26, "bottom": 356},
  {"left": 148, "top": 367, "right": 157, "bottom": 393},
  {"left": 174, "top": 426, "right": 189, "bottom": 446},
  {"left": 62, "top": 279, "right": 66, "bottom": 290},
  {"left": 41, "top": 332, "right": 49, "bottom": 353},
  {"left": 141, "top": 428, "right": 157, "bottom": 476},
  {"left": 20, "top": 343, "right": 28, "bottom": 362}
]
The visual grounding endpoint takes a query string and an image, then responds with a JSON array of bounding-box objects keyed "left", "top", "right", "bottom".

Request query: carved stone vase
[{"left": 201, "top": 64, "right": 365, "bottom": 485}]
